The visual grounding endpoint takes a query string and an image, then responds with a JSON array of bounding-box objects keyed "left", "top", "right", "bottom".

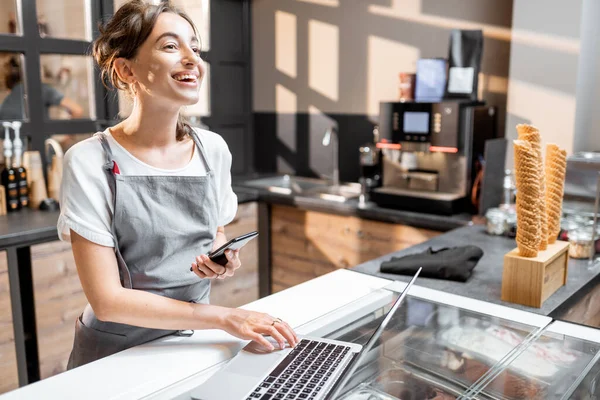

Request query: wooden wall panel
[
  {"left": 271, "top": 205, "right": 440, "bottom": 292},
  {"left": 210, "top": 202, "right": 259, "bottom": 308},
  {"left": 30, "top": 241, "right": 87, "bottom": 380}
]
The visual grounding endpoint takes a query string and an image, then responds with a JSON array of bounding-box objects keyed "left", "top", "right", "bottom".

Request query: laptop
[{"left": 190, "top": 268, "right": 421, "bottom": 400}]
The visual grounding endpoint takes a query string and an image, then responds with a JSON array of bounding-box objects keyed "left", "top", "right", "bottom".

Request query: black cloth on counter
[{"left": 380, "top": 245, "right": 484, "bottom": 282}]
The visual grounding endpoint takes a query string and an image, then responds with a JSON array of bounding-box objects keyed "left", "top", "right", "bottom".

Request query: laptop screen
[{"left": 327, "top": 268, "right": 422, "bottom": 399}]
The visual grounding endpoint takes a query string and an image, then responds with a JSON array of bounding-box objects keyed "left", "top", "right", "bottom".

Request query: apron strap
[
  {"left": 189, "top": 128, "right": 213, "bottom": 174},
  {"left": 96, "top": 132, "right": 116, "bottom": 171},
  {"left": 96, "top": 132, "right": 133, "bottom": 289}
]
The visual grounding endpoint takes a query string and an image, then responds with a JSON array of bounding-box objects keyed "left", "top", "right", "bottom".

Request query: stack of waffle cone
[
  {"left": 513, "top": 139, "right": 542, "bottom": 257},
  {"left": 545, "top": 144, "right": 567, "bottom": 244},
  {"left": 516, "top": 124, "right": 548, "bottom": 250}
]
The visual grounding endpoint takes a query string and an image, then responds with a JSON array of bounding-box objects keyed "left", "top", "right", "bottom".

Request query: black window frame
[{"left": 0, "top": 0, "right": 117, "bottom": 158}]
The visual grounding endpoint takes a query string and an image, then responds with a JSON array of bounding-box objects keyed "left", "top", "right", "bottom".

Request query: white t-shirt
[{"left": 57, "top": 128, "right": 238, "bottom": 247}]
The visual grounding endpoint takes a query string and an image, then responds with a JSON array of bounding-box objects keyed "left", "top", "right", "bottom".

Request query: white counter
[{"left": 0, "top": 270, "right": 390, "bottom": 400}]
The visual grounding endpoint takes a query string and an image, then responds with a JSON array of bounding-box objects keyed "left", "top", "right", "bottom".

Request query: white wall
[
  {"left": 573, "top": 0, "right": 600, "bottom": 153},
  {"left": 504, "top": 0, "right": 583, "bottom": 164},
  {"left": 253, "top": 0, "right": 513, "bottom": 132}
]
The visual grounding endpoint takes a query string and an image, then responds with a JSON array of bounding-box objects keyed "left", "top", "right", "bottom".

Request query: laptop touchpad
[{"left": 227, "top": 352, "right": 284, "bottom": 378}]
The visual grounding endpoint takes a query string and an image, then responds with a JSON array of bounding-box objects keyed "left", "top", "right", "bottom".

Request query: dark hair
[{"left": 93, "top": 0, "right": 199, "bottom": 141}]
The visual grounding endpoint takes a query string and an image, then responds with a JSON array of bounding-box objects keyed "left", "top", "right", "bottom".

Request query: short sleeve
[
  {"left": 214, "top": 134, "right": 238, "bottom": 227},
  {"left": 42, "top": 84, "right": 65, "bottom": 107},
  {"left": 57, "top": 139, "right": 115, "bottom": 247}
]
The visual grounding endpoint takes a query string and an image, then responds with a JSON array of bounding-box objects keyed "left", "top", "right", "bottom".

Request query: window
[
  {"left": 0, "top": 52, "right": 27, "bottom": 120},
  {"left": 0, "top": 0, "right": 21, "bottom": 35},
  {"left": 0, "top": 1, "right": 114, "bottom": 157}
]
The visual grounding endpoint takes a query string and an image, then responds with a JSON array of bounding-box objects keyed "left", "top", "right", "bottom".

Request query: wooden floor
[{"left": 0, "top": 202, "right": 258, "bottom": 394}]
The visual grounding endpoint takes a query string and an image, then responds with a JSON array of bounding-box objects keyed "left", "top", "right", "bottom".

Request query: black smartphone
[{"left": 208, "top": 231, "right": 259, "bottom": 266}]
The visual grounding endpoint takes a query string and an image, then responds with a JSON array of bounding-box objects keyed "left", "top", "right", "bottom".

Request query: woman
[{"left": 58, "top": 1, "right": 297, "bottom": 369}]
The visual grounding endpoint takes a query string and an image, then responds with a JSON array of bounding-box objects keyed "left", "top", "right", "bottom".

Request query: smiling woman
[{"left": 57, "top": 0, "right": 298, "bottom": 370}]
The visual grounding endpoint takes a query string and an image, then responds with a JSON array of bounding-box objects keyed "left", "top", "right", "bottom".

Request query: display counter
[{"left": 3, "top": 270, "right": 600, "bottom": 400}]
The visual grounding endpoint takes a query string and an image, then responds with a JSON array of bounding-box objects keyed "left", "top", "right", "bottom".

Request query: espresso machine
[{"left": 369, "top": 100, "right": 503, "bottom": 215}]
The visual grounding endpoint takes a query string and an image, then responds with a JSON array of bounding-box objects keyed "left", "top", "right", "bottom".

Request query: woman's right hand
[{"left": 221, "top": 308, "right": 298, "bottom": 351}]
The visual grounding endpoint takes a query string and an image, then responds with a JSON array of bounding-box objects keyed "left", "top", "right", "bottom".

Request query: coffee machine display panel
[
  {"left": 403, "top": 112, "right": 430, "bottom": 135},
  {"left": 380, "top": 101, "right": 465, "bottom": 152}
]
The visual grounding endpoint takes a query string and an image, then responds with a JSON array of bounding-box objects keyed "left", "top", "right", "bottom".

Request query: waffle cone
[
  {"left": 518, "top": 130, "right": 548, "bottom": 250},
  {"left": 516, "top": 124, "right": 539, "bottom": 139},
  {"left": 513, "top": 140, "right": 542, "bottom": 257},
  {"left": 545, "top": 144, "right": 567, "bottom": 244}
]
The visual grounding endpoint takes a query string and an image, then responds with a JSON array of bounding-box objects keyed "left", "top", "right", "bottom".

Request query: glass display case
[
  {"left": 147, "top": 281, "right": 600, "bottom": 400},
  {"left": 293, "top": 282, "right": 600, "bottom": 400},
  {"left": 306, "top": 284, "right": 554, "bottom": 400}
]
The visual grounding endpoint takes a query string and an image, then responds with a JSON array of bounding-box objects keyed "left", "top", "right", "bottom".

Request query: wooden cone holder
[{"left": 501, "top": 240, "right": 569, "bottom": 308}]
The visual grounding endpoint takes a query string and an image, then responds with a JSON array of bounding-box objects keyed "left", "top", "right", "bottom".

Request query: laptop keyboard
[{"left": 246, "top": 339, "right": 351, "bottom": 400}]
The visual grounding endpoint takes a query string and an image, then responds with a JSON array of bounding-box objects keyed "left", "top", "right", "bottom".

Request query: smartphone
[{"left": 208, "top": 231, "right": 259, "bottom": 266}]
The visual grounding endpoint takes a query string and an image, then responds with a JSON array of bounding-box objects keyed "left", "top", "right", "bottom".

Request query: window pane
[
  {"left": 36, "top": 0, "right": 91, "bottom": 41},
  {"left": 170, "top": 0, "right": 210, "bottom": 51},
  {"left": 0, "top": 53, "right": 28, "bottom": 121},
  {"left": 40, "top": 54, "right": 96, "bottom": 120},
  {"left": 0, "top": 0, "right": 21, "bottom": 35}
]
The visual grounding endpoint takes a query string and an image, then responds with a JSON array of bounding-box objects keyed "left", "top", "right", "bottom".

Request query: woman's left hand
[{"left": 191, "top": 249, "right": 241, "bottom": 280}]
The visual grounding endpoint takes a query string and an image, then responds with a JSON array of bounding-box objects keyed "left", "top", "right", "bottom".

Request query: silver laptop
[{"left": 191, "top": 268, "right": 421, "bottom": 400}]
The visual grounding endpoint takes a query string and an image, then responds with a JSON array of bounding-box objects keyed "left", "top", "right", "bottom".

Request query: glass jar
[
  {"left": 485, "top": 208, "right": 507, "bottom": 236},
  {"left": 559, "top": 217, "right": 583, "bottom": 242},
  {"left": 568, "top": 227, "right": 595, "bottom": 259},
  {"left": 505, "top": 207, "right": 517, "bottom": 238}
]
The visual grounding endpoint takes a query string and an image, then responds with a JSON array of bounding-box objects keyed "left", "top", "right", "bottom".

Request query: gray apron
[{"left": 67, "top": 130, "right": 218, "bottom": 369}]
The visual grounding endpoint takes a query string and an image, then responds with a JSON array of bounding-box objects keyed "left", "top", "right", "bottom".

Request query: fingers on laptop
[
  {"left": 251, "top": 316, "right": 298, "bottom": 351},
  {"left": 251, "top": 332, "right": 275, "bottom": 351},
  {"left": 275, "top": 321, "right": 298, "bottom": 348},
  {"left": 266, "top": 326, "right": 287, "bottom": 350}
]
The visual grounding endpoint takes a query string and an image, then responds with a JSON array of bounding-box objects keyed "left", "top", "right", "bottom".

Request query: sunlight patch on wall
[
  {"left": 368, "top": 2, "right": 512, "bottom": 43},
  {"left": 506, "top": 79, "right": 576, "bottom": 157},
  {"left": 276, "top": 83, "right": 297, "bottom": 114},
  {"left": 367, "top": 35, "right": 419, "bottom": 116},
  {"left": 309, "top": 19, "right": 339, "bottom": 101},
  {"left": 275, "top": 10, "right": 297, "bottom": 78},
  {"left": 297, "top": 0, "right": 339, "bottom": 7}
]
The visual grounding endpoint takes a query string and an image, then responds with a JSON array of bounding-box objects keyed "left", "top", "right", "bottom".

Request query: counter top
[
  {"left": 1, "top": 176, "right": 472, "bottom": 250},
  {"left": 352, "top": 225, "right": 600, "bottom": 317},
  {"left": 0, "top": 188, "right": 258, "bottom": 250},
  {"left": 232, "top": 176, "right": 473, "bottom": 232},
  {"left": 0, "top": 270, "right": 390, "bottom": 400},
  {"left": 0, "top": 208, "right": 60, "bottom": 249},
  {"left": 4, "top": 267, "right": 599, "bottom": 400}
]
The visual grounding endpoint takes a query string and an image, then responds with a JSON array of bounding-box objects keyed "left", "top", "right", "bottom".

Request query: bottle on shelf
[
  {"left": 359, "top": 125, "right": 382, "bottom": 188},
  {"left": 1, "top": 123, "right": 20, "bottom": 212},
  {"left": 12, "top": 121, "right": 28, "bottom": 208},
  {"left": 358, "top": 126, "right": 382, "bottom": 208}
]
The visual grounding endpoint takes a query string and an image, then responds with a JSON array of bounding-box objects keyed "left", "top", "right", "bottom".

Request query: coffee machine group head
[{"left": 371, "top": 100, "right": 501, "bottom": 215}]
